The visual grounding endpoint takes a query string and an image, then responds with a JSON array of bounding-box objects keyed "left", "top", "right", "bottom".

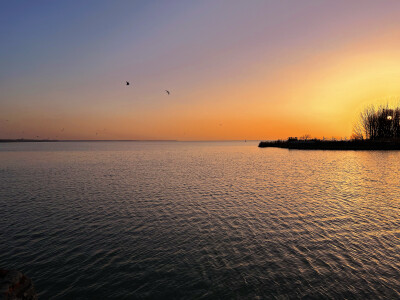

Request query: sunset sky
[{"left": 2, "top": 1, "right": 400, "bottom": 140}]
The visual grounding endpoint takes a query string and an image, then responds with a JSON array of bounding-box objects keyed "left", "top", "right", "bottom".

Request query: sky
[{"left": 2, "top": 0, "right": 400, "bottom": 140}]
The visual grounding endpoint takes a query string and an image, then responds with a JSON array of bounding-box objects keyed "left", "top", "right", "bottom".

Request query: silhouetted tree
[
  {"left": 354, "top": 104, "right": 400, "bottom": 140},
  {"left": 300, "top": 134, "right": 311, "bottom": 140}
]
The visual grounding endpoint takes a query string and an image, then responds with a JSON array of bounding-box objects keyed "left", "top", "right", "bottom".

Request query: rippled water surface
[{"left": 1, "top": 141, "right": 400, "bottom": 299}]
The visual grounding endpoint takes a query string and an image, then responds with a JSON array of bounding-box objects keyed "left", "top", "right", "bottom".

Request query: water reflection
[{"left": 0, "top": 142, "right": 399, "bottom": 298}]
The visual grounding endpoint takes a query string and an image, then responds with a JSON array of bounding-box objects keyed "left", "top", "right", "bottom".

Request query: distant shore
[
  {"left": 0, "top": 139, "right": 177, "bottom": 143},
  {"left": 258, "top": 139, "right": 400, "bottom": 150}
]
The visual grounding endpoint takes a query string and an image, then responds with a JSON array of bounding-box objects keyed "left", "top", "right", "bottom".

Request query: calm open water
[{"left": 1, "top": 141, "right": 400, "bottom": 299}]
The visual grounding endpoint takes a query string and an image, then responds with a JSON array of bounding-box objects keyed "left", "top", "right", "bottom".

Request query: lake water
[{"left": 1, "top": 141, "right": 400, "bottom": 299}]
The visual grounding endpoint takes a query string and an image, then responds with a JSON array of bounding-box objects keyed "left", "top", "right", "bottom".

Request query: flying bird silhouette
[
  {"left": 165, "top": 90, "right": 170, "bottom": 95},
  {"left": 126, "top": 81, "right": 130, "bottom": 86}
]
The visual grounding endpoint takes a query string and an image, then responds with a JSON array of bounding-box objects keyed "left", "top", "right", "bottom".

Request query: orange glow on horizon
[{"left": 2, "top": 9, "right": 400, "bottom": 141}]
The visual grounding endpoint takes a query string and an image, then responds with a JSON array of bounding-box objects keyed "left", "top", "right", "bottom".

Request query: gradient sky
[{"left": 2, "top": 1, "right": 400, "bottom": 140}]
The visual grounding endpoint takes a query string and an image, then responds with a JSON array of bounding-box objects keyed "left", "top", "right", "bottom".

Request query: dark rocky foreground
[
  {"left": 258, "top": 139, "right": 400, "bottom": 150},
  {"left": 0, "top": 270, "right": 37, "bottom": 300}
]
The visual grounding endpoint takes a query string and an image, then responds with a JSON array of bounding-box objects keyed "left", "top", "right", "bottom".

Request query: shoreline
[{"left": 258, "top": 139, "right": 400, "bottom": 150}]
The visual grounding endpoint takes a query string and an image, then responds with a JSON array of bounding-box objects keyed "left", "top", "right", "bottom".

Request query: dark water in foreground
[{"left": 1, "top": 141, "right": 400, "bottom": 299}]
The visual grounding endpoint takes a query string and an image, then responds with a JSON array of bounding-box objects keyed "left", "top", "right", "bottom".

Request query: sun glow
[{"left": 2, "top": 2, "right": 400, "bottom": 140}]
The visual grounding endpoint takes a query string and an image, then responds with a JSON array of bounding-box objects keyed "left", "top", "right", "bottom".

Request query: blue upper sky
[{"left": 2, "top": 1, "right": 400, "bottom": 140}]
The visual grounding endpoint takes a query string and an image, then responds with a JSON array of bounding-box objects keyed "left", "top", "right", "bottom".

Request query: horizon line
[{"left": 0, "top": 139, "right": 262, "bottom": 143}]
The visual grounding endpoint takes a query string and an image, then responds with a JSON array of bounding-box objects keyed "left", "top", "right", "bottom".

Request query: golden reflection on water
[{"left": 0, "top": 142, "right": 399, "bottom": 298}]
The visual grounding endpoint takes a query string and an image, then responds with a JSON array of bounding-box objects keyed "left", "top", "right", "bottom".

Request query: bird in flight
[
  {"left": 165, "top": 90, "right": 170, "bottom": 95},
  {"left": 126, "top": 81, "right": 130, "bottom": 86}
]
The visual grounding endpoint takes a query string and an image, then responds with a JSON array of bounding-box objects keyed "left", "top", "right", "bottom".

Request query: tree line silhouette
[
  {"left": 259, "top": 103, "right": 400, "bottom": 150},
  {"left": 353, "top": 104, "right": 400, "bottom": 140}
]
